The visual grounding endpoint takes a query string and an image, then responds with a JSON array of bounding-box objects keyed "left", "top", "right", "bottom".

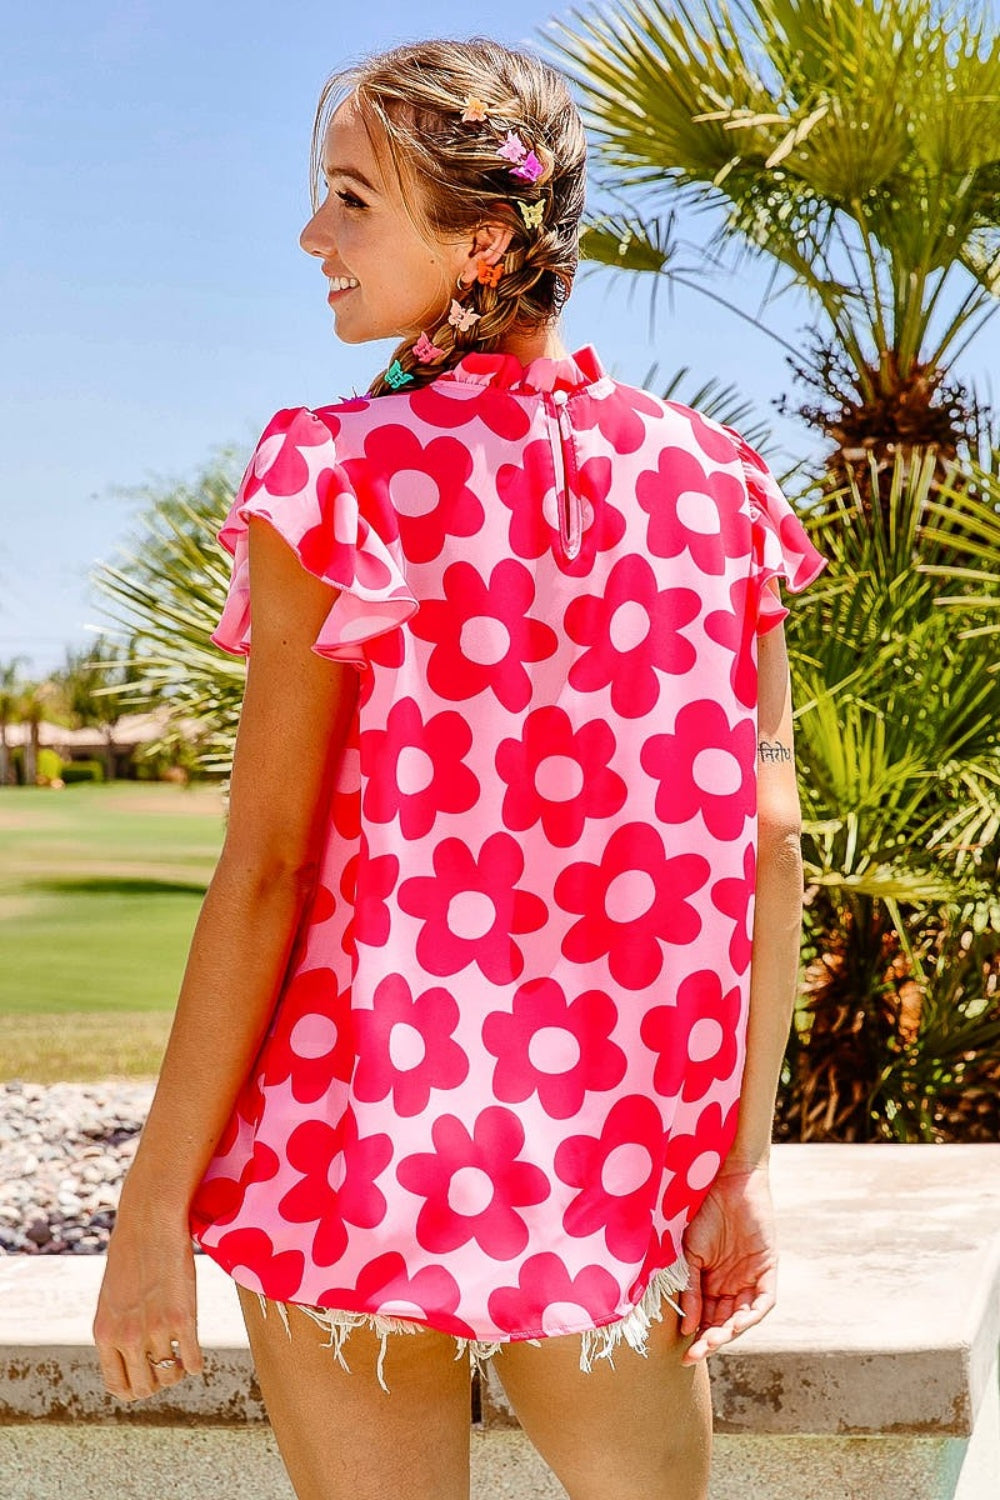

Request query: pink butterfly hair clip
[
  {"left": 510, "top": 150, "right": 543, "bottom": 184},
  {"left": 497, "top": 131, "right": 528, "bottom": 164},
  {"left": 413, "top": 330, "right": 445, "bottom": 363}
]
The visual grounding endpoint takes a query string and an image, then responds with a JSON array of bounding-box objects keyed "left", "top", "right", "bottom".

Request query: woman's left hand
[{"left": 92, "top": 1197, "right": 205, "bottom": 1402}]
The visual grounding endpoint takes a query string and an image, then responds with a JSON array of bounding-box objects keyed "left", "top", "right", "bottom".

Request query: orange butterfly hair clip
[{"left": 476, "top": 259, "right": 504, "bottom": 288}]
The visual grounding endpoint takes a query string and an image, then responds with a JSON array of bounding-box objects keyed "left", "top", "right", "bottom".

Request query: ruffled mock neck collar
[{"left": 441, "top": 344, "right": 612, "bottom": 397}]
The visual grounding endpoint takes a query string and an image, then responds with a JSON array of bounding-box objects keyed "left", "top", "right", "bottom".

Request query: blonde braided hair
[{"left": 308, "top": 38, "right": 587, "bottom": 397}]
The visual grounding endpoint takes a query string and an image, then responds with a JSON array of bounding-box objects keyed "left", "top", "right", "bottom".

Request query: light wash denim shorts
[{"left": 249, "top": 1251, "right": 690, "bottom": 1395}]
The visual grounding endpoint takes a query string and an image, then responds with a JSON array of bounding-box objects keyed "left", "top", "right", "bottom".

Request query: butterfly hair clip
[
  {"left": 510, "top": 151, "right": 543, "bottom": 184},
  {"left": 448, "top": 299, "right": 482, "bottom": 333},
  {"left": 497, "top": 131, "right": 528, "bottom": 164},
  {"left": 413, "top": 331, "right": 445, "bottom": 364},
  {"left": 461, "top": 95, "right": 489, "bottom": 123},
  {"left": 385, "top": 358, "right": 414, "bottom": 389},
  {"left": 518, "top": 199, "right": 545, "bottom": 230},
  {"left": 476, "top": 259, "right": 504, "bottom": 287}
]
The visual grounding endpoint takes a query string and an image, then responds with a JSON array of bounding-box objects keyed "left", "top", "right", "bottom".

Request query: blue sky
[{"left": 3, "top": 1, "right": 998, "bottom": 679}]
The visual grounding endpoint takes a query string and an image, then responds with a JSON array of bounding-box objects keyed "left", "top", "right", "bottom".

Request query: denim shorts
[{"left": 249, "top": 1251, "right": 690, "bottom": 1395}]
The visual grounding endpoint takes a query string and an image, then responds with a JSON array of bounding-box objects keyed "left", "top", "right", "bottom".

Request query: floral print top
[{"left": 187, "top": 344, "right": 827, "bottom": 1344}]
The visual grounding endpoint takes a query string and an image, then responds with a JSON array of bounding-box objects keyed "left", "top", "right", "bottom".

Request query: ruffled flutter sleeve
[
  {"left": 210, "top": 406, "right": 418, "bottom": 666},
  {"left": 727, "top": 428, "right": 828, "bottom": 635}
]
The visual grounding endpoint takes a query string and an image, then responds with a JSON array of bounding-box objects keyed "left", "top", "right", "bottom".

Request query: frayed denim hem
[{"left": 251, "top": 1249, "right": 690, "bottom": 1396}]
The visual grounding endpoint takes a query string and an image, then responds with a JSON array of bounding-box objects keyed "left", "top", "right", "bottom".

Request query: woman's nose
[{"left": 299, "top": 208, "right": 328, "bottom": 257}]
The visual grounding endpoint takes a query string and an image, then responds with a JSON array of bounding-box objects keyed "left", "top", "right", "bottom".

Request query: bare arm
[
  {"left": 721, "top": 602, "right": 804, "bottom": 1172},
  {"left": 118, "top": 514, "right": 358, "bottom": 1227}
]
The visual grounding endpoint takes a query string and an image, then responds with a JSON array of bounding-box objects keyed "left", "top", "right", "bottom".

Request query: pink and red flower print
[
  {"left": 555, "top": 823, "right": 709, "bottom": 989},
  {"left": 353, "top": 974, "right": 469, "bottom": 1117},
  {"left": 488, "top": 1252, "right": 623, "bottom": 1336},
  {"left": 342, "top": 839, "right": 400, "bottom": 954},
  {"left": 565, "top": 555, "right": 700, "bottom": 717},
  {"left": 236, "top": 407, "right": 332, "bottom": 505},
  {"left": 495, "top": 706, "right": 627, "bottom": 848},
  {"left": 260, "top": 967, "right": 355, "bottom": 1105},
  {"left": 573, "top": 383, "right": 663, "bottom": 455},
  {"left": 483, "top": 978, "right": 627, "bottom": 1120},
  {"left": 410, "top": 559, "right": 558, "bottom": 712},
  {"left": 635, "top": 445, "right": 751, "bottom": 576},
  {"left": 361, "top": 697, "right": 479, "bottom": 840},
  {"left": 408, "top": 377, "right": 532, "bottom": 441},
  {"left": 397, "top": 1106, "right": 550, "bottom": 1259},
  {"left": 210, "top": 1227, "right": 305, "bottom": 1301},
  {"left": 660, "top": 1100, "right": 740, "bottom": 1223},
  {"left": 640, "top": 699, "right": 756, "bottom": 842},
  {"left": 496, "top": 443, "right": 624, "bottom": 577},
  {"left": 398, "top": 831, "right": 547, "bottom": 984},
  {"left": 191, "top": 1141, "right": 280, "bottom": 1230},
  {"left": 554, "top": 1094, "right": 665, "bottom": 1261},
  {"left": 711, "top": 842, "right": 756, "bottom": 975},
  {"left": 705, "top": 576, "right": 759, "bottom": 709},
  {"left": 278, "top": 1109, "right": 393, "bottom": 1267},
  {"left": 315, "top": 1252, "right": 477, "bottom": 1338},
  {"left": 343, "top": 424, "right": 483, "bottom": 564},
  {"left": 640, "top": 970, "right": 741, "bottom": 1102}
]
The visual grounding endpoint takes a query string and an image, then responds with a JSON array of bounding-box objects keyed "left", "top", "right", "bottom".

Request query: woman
[{"left": 93, "top": 35, "right": 826, "bottom": 1500}]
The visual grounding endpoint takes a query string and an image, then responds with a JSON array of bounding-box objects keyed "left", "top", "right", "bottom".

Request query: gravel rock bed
[{"left": 0, "top": 1081, "right": 164, "bottom": 1255}]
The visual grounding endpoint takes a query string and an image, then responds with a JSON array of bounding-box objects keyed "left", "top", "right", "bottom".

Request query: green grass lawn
[{"left": 0, "top": 781, "right": 226, "bottom": 1080}]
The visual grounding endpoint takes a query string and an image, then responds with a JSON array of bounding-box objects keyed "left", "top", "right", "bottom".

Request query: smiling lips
[{"left": 329, "top": 275, "right": 359, "bottom": 295}]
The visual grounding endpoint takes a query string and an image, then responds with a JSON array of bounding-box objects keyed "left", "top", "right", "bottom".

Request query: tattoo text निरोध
[{"left": 758, "top": 739, "right": 792, "bottom": 763}]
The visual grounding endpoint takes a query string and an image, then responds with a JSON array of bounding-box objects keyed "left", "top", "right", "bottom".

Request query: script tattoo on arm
[{"left": 758, "top": 738, "right": 793, "bottom": 763}]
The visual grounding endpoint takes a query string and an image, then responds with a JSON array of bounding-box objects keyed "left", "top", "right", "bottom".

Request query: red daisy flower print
[
  {"left": 316, "top": 1252, "right": 477, "bottom": 1337},
  {"left": 711, "top": 842, "right": 756, "bottom": 975},
  {"left": 704, "top": 576, "right": 759, "bottom": 709},
  {"left": 640, "top": 970, "right": 741, "bottom": 1102},
  {"left": 573, "top": 383, "right": 664, "bottom": 455},
  {"left": 673, "top": 404, "right": 743, "bottom": 464},
  {"left": 554, "top": 1094, "right": 666, "bottom": 1261},
  {"left": 408, "top": 379, "right": 532, "bottom": 441},
  {"left": 661, "top": 1100, "right": 740, "bottom": 1224},
  {"left": 211, "top": 1227, "right": 305, "bottom": 1300},
  {"left": 555, "top": 824, "right": 709, "bottom": 989},
  {"left": 353, "top": 973, "right": 470, "bottom": 1117},
  {"left": 191, "top": 1141, "right": 280, "bottom": 1229},
  {"left": 342, "top": 839, "right": 400, "bottom": 955},
  {"left": 397, "top": 1106, "right": 550, "bottom": 1260},
  {"left": 398, "top": 831, "right": 547, "bottom": 983},
  {"left": 640, "top": 699, "right": 756, "bottom": 842},
  {"left": 635, "top": 445, "right": 751, "bottom": 576},
  {"left": 488, "top": 1252, "right": 623, "bottom": 1336},
  {"left": 260, "top": 967, "right": 355, "bottom": 1105},
  {"left": 342, "top": 425, "right": 483, "bottom": 564},
  {"left": 278, "top": 1109, "right": 394, "bottom": 1267},
  {"left": 497, "top": 443, "right": 625, "bottom": 577},
  {"left": 410, "top": 559, "right": 558, "bottom": 712},
  {"left": 482, "top": 977, "right": 627, "bottom": 1120},
  {"left": 566, "top": 555, "right": 700, "bottom": 718},
  {"left": 237, "top": 407, "right": 332, "bottom": 504},
  {"left": 495, "top": 705, "right": 627, "bottom": 848},
  {"left": 361, "top": 697, "right": 479, "bottom": 840}
]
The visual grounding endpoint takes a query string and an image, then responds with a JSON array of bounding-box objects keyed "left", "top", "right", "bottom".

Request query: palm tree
[
  {"left": 547, "top": 0, "right": 1000, "bottom": 493},
  {"left": 0, "top": 658, "right": 27, "bottom": 787},
  {"left": 779, "top": 451, "right": 1000, "bottom": 1140}
]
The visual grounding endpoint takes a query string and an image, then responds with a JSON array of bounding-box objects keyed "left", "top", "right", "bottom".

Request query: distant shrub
[
  {"left": 61, "top": 759, "right": 106, "bottom": 785},
  {"left": 36, "top": 748, "right": 63, "bottom": 783}
]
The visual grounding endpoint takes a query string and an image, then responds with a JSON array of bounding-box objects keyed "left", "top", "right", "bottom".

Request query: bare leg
[
  {"left": 236, "top": 1285, "right": 473, "bottom": 1500},
  {"left": 489, "top": 1309, "right": 712, "bottom": 1500}
]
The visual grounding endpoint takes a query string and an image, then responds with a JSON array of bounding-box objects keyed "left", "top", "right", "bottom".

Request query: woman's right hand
[{"left": 678, "top": 1163, "right": 778, "bottom": 1365}]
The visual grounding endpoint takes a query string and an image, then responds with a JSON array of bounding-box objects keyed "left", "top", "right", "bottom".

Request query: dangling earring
[{"left": 455, "top": 272, "right": 468, "bottom": 292}]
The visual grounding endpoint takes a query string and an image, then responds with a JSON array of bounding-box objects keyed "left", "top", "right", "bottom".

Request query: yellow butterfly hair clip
[{"left": 518, "top": 199, "right": 545, "bottom": 230}]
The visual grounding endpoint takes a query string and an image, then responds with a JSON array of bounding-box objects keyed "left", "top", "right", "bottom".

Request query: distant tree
[{"left": 0, "top": 657, "right": 27, "bottom": 788}]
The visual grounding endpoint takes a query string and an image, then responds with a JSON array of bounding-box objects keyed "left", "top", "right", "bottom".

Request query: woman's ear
[{"left": 457, "top": 219, "right": 514, "bottom": 286}]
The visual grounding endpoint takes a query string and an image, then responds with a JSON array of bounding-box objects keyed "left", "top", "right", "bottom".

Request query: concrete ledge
[{"left": 2, "top": 1145, "right": 999, "bottom": 1500}]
